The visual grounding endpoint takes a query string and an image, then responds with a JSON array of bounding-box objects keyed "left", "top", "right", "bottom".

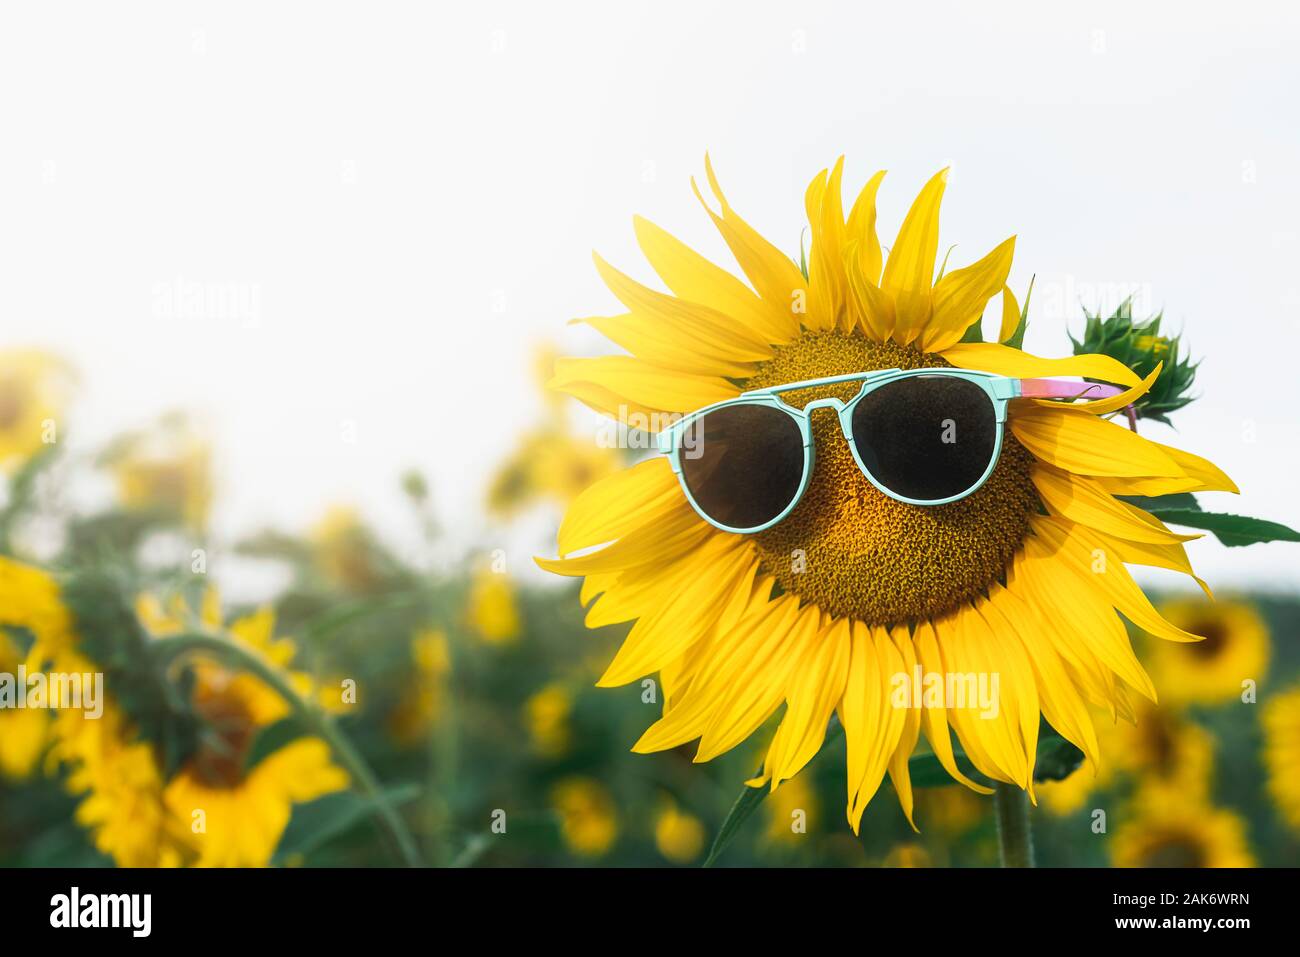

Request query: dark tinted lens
[
  {"left": 679, "top": 404, "right": 804, "bottom": 530},
  {"left": 850, "top": 374, "right": 997, "bottom": 502}
]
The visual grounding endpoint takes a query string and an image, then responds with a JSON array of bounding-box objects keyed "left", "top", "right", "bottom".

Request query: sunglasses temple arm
[{"left": 1018, "top": 378, "right": 1137, "bottom": 427}]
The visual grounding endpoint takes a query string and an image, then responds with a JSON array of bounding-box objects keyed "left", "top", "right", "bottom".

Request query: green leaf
[
  {"left": 1004, "top": 274, "right": 1033, "bottom": 350},
  {"left": 1144, "top": 509, "right": 1300, "bottom": 547},
  {"left": 242, "top": 717, "right": 305, "bottom": 773},
  {"left": 274, "top": 784, "right": 421, "bottom": 863},
  {"left": 702, "top": 783, "right": 769, "bottom": 868},
  {"left": 1118, "top": 492, "right": 1201, "bottom": 513}
]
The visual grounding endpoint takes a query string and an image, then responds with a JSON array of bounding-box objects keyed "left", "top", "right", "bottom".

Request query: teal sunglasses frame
[{"left": 656, "top": 367, "right": 1112, "bottom": 534}]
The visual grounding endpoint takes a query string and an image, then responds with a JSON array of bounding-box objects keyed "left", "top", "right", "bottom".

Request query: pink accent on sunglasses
[
  {"left": 1018, "top": 379, "right": 1125, "bottom": 401},
  {"left": 1018, "top": 378, "right": 1136, "bottom": 429}
]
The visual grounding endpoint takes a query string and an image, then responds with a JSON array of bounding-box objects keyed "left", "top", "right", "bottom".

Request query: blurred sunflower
[
  {"left": 465, "top": 569, "right": 521, "bottom": 645},
  {"left": 0, "top": 349, "right": 72, "bottom": 474},
  {"left": 653, "top": 797, "right": 706, "bottom": 863},
  {"left": 1262, "top": 683, "right": 1300, "bottom": 833},
  {"left": 1145, "top": 597, "right": 1269, "bottom": 706},
  {"left": 540, "top": 157, "right": 1235, "bottom": 830},
  {"left": 882, "top": 842, "right": 933, "bottom": 867},
  {"left": 53, "top": 693, "right": 191, "bottom": 868},
  {"left": 550, "top": 776, "right": 619, "bottom": 857},
  {"left": 914, "top": 784, "right": 986, "bottom": 835},
  {"left": 109, "top": 414, "right": 213, "bottom": 532},
  {"left": 487, "top": 426, "right": 621, "bottom": 519},
  {"left": 0, "top": 630, "right": 50, "bottom": 779},
  {"left": 523, "top": 682, "right": 573, "bottom": 758},
  {"left": 139, "top": 591, "right": 350, "bottom": 867},
  {"left": 388, "top": 628, "right": 452, "bottom": 745},
  {"left": 1110, "top": 800, "right": 1254, "bottom": 868},
  {"left": 310, "top": 505, "right": 380, "bottom": 592},
  {"left": 764, "top": 771, "right": 816, "bottom": 844}
]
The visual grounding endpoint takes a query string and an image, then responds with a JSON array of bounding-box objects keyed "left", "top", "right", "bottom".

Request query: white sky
[{"left": 2, "top": 1, "right": 1298, "bottom": 595}]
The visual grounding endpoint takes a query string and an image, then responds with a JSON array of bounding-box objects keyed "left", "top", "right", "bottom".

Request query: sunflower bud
[{"left": 1070, "top": 299, "right": 1198, "bottom": 425}]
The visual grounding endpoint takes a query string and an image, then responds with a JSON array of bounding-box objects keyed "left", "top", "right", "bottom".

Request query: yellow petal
[
  {"left": 1029, "top": 515, "right": 1204, "bottom": 645},
  {"left": 1031, "top": 464, "right": 1201, "bottom": 545},
  {"left": 762, "top": 618, "right": 851, "bottom": 787},
  {"left": 694, "top": 155, "right": 806, "bottom": 327},
  {"left": 804, "top": 158, "right": 851, "bottom": 333},
  {"left": 880, "top": 168, "right": 947, "bottom": 344},
  {"left": 632, "top": 594, "right": 795, "bottom": 754},
  {"left": 998, "top": 285, "right": 1021, "bottom": 343},
  {"left": 884, "top": 624, "right": 923, "bottom": 830},
  {"left": 550, "top": 356, "right": 737, "bottom": 417},
  {"left": 1032, "top": 363, "right": 1161, "bottom": 416},
  {"left": 1010, "top": 405, "right": 1183, "bottom": 478},
  {"left": 921, "top": 236, "right": 1016, "bottom": 352},
  {"left": 845, "top": 170, "right": 886, "bottom": 287},
  {"left": 597, "top": 540, "right": 755, "bottom": 686},
  {"left": 632, "top": 215, "right": 797, "bottom": 345},
  {"left": 846, "top": 244, "right": 897, "bottom": 341},
  {"left": 557, "top": 458, "right": 682, "bottom": 557},
  {"left": 940, "top": 342, "right": 1143, "bottom": 388},
  {"left": 911, "top": 621, "right": 993, "bottom": 794},
  {"left": 591, "top": 253, "right": 770, "bottom": 359}
]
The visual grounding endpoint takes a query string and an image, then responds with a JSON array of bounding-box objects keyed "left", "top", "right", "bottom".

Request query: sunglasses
[{"left": 657, "top": 368, "right": 1123, "bottom": 534}]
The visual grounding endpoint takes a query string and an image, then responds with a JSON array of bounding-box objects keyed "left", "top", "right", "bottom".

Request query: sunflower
[
  {"left": 53, "top": 694, "right": 192, "bottom": 868},
  {"left": 110, "top": 416, "right": 213, "bottom": 532},
  {"left": 539, "top": 157, "right": 1237, "bottom": 831},
  {"left": 523, "top": 682, "right": 573, "bottom": 758},
  {"left": 653, "top": 796, "right": 706, "bottom": 863},
  {"left": 0, "top": 630, "right": 50, "bottom": 779},
  {"left": 1110, "top": 800, "right": 1254, "bottom": 868},
  {"left": 0, "top": 349, "right": 72, "bottom": 474},
  {"left": 550, "top": 776, "right": 619, "bottom": 857},
  {"left": 148, "top": 597, "right": 350, "bottom": 867},
  {"left": 388, "top": 628, "right": 452, "bottom": 745},
  {"left": 1041, "top": 699, "right": 1214, "bottom": 815},
  {"left": 1262, "top": 682, "right": 1300, "bottom": 833},
  {"left": 487, "top": 425, "right": 622, "bottom": 519},
  {"left": 1145, "top": 597, "right": 1269, "bottom": 706},
  {"left": 764, "top": 771, "right": 817, "bottom": 844},
  {"left": 465, "top": 569, "right": 521, "bottom": 644},
  {"left": 310, "top": 505, "right": 381, "bottom": 592}
]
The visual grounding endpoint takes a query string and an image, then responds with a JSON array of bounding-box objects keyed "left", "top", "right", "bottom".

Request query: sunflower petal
[
  {"left": 911, "top": 620, "right": 994, "bottom": 794},
  {"left": 1032, "top": 464, "right": 1201, "bottom": 545},
  {"left": 1010, "top": 405, "right": 1183, "bottom": 478},
  {"left": 921, "top": 237, "right": 1016, "bottom": 352},
  {"left": 550, "top": 356, "right": 737, "bottom": 418},
  {"left": 805, "top": 158, "right": 851, "bottom": 333},
  {"left": 941, "top": 342, "right": 1143, "bottom": 388},
  {"left": 1030, "top": 515, "right": 1205, "bottom": 645},
  {"left": 846, "top": 245, "right": 897, "bottom": 341},
  {"left": 694, "top": 155, "right": 806, "bottom": 326},
  {"left": 762, "top": 617, "right": 852, "bottom": 787},
  {"left": 557, "top": 458, "right": 685, "bottom": 557},
  {"left": 998, "top": 285, "right": 1021, "bottom": 343},
  {"left": 881, "top": 169, "right": 947, "bottom": 344},
  {"left": 632, "top": 215, "right": 797, "bottom": 345},
  {"left": 845, "top": 170, "right": 887, "bottom": 286}
]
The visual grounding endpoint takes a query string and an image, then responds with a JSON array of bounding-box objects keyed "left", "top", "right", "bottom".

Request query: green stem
[
  {"left": 152, "top": 631, "right": 423, "bottom": 868},
  {"left": 993, "top": 781, "right": 1034, "bottom": 867}
]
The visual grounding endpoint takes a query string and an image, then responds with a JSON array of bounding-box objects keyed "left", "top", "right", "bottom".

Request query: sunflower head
[{"left": 541, "top": 156, "right": 1240, "bottom": 832}]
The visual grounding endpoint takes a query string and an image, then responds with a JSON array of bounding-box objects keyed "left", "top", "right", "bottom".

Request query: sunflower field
[{"left": 2, "top": 154, "right": 1299, "bottom": 871}]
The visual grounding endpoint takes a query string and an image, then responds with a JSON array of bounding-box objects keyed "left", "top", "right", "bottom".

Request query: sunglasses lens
[
  {"left": 679, "top": 404, "right": 805, "bottom": 530},
  {"left": 850, "top": 374, "right": 998, "bottom": 502}
]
